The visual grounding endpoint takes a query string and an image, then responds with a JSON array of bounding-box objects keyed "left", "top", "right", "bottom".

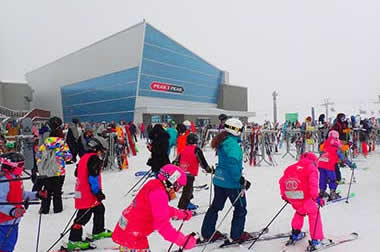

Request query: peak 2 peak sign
[{"left": 150, "top": 82, "right": 184, "bottom": 94}]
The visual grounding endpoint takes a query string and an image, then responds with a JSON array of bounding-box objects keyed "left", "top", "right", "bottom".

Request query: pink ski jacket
[
  {"left": 318, "top": 137, "right": 341, "bottom": 171},
  {"left": 112, "top": 179, "right": 190, "bottom": 249},
  {"left": 279, "top": 156, "right": 319, "bottom": 202}
]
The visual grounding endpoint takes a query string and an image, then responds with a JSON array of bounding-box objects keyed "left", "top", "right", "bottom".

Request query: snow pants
[
  {"left": 178, "top": 174, "right": 195, "bottom": 210},
  {"left": 290, "top": 199, "right": 324, "bottom": 240},
  {"left": 69, "top": 203, "right": 105, "bottom": 242},
  {"left": 318, "top": 168, "right": 337, "bottom": 191},
  {"left": 0, "top": 224, "right": 18, "bottom": 252},
  {"left": 40, "top": 175, "right": 65, "bottom": 214},
  {"left": 201, "top": 185, "right": 247, "bottom": 240}
]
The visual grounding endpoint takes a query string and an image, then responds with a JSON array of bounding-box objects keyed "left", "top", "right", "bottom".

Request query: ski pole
[
  {"left": 45, "top": 206, "right": 93, "bottom": 252},
  {"left": 168, "top": 221, "right": 185, "bottom": 252},
  {"left": 123, "top": 169, "right": 152, "bottom": 197},
  {"left": 35, "top": 209, "right": 42, "bottom": 252},
  {"left": 0, "top": 201, "right": 40, "bottom": 206},
  {"left": 60, "top": 210, "right": 78, "bottom": 237},
  {"left": 345, "top": 168, "right": 355, "bottom": 203},
  {"left": 209, "top": 173, "right": 213, "bottom": 208},
  {"left": 201, "top": 189, "right": 246, "bottom": 252},
  {"left": 248, "top": 202, "right": 288, "bottom": 249}
]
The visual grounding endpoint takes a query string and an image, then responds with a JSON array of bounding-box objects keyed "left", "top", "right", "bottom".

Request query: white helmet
[
  {"left": 224, "top": 118, "right": 243, "bottom": 136},
  {"left": 183, "top": 120, "right": 191, "bottom": 127}
]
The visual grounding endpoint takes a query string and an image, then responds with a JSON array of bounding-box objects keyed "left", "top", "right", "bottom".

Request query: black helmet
[
  {"left": 218, "top": 114, "right": 227, "bottom": 121},
  {"left": 48, "top": 117, "right": 63, "bottom": 131},
  {"left": 186, "top": 133, "right": 199, "bottom": 145},
  {"left": 72, "top": 118, "right": 80, "bottom": 124},
  {"left": 177, "top": 124, "right": 187, "bottom": 134},
  {"left": 87, "top": 138, "right": 106, "bottom": 152}
]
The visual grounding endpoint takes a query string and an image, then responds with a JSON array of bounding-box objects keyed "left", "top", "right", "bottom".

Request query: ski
[
  {"left": 325, "top": 192, "right": 355, "bottom": 205},
  {"left": 219, "top": 230, "right": 291, "bottom": 249},
  {"left": 305, "top": 232, "right": 359, "bottom": 251},
  {"left": 280, "top": 232, "right": 307, "bottom": 252}
]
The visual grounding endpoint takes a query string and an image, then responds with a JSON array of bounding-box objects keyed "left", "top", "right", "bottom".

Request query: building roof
[{"left": 135, "top": 105, "right": 255, "bottom": 117}]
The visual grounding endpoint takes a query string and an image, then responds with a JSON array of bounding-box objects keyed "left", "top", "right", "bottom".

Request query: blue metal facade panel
[
  {"left": 139, "top": 24, "right": 222, "bottom": 104},
  {"left": 61, "top": 67, "right": 138, "bottom": 122}
]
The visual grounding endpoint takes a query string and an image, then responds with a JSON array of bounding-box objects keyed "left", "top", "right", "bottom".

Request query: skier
[
  {"left": 176, "top": 123, "right": 189, "bottom": 157},
  {"left": 218, "top": 114, "right": 227, "bottom": 131},
  {"left": 166, "top": 120, "right": 178, "bottom": 158},
  {"left": 112, "top": 164, "right": 195, "bottom": 251},
  {"left": 177, "top": 133, "right": 213, "bottom": 210},
  {"left": 279, "top": 152, "right": 328, "bottom": 251},
  {"left": 67, "top": 138, "right": 112, "bottom": 250},
  {"left": 66, "top": 118, "right": 81, "bottom": 163},
  {"left": 318, "top": 130, "right": 357, "bottom": 200},
  {"left": 36, "top": 117, "right": 72, "bottom": 214},
  {"left": 0, "top": 152, "right": 46, "bottom": 252},
  {"left": 200, "top": 118, "right": 252, "bottom": 243},
  {"left": 147, "top": 124, "right": 170, "bottom": 176}
]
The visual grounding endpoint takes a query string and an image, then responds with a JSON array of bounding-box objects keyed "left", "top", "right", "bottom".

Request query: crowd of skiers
[{"left": 0, "top": 111, "right": 376, "bottom": 251}]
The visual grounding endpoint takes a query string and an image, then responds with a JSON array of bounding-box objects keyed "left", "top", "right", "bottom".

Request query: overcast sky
[{"left": 1, "top": 0, "right": 379, "bottom": 123}]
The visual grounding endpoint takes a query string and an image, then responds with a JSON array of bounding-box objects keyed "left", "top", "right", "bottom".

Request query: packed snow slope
[{"left": 17, "top": 141, "right": 380, "bottom": 251}]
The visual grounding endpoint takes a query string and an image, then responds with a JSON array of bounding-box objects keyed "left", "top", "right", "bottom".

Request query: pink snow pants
[{"left": 290, "top": 199, "right": 324, "bottom": 240}]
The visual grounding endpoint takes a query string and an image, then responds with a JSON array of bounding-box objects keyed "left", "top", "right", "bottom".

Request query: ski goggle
[{"left": 224, "top": 124, "right": 243, "bottom": 133}]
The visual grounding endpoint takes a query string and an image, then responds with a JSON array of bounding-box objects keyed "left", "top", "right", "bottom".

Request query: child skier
[
  {"left": 67, "top": 138, "right": 112, "bottom": 250},
  {"left": 112, "top": 164, "right": 195, "bottom": 251},
  {"left": 0, "top": 152, "right": 46, "bottom": 252},
  {"left": 318, "top": 130, "right": 357, "bottom": 200},
  {"left": 279, "top": 152, "right": 328, "bottom": 251},
  {"left": 177, "top": 133, "right": 213, "bottom": 211}
]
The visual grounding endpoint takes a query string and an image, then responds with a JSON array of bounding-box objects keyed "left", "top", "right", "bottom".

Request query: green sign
[{"left": 285, "top": 113, "right": 298, "bottom": 123}]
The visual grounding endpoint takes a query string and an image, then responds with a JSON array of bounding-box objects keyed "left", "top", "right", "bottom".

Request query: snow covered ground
[{"left": 17, "top": 141, "right": 380, "bottom": 252}]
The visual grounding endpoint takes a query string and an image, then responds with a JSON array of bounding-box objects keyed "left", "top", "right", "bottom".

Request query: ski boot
[
  {"left": 329, "top": 190, "right": 341, "bottom": 201},
  {"left": 232, "top": 231, "right": 254, "bottom": 243},
  {"left": 196, "top": 231, "right": 226, "bottom": 244},
  {"left": 66, "top": 240, "right": 95, "bottom": 251},
  {"left": 90, "top": 229, "right": 113, "bottom": 241},
  {"left": 285, "top": 229, "right": 306, "bottom": 246},
  {"left": 306, "top": 238, "right": 333, "bottom": 251},
  {"left": 187, "top": 202, "right": 198, "bottom": 210},
  {"left": 319, "top": 190, "right": 329, "bottom": 199}
]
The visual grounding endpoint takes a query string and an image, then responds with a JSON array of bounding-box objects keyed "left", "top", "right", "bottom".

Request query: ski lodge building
[{"left": 26, "top": 21, "right": 255, "bottom": 126}]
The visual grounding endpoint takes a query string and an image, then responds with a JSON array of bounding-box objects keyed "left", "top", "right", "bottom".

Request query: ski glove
[
  {"left": 350, "top": 163, "right": 357, "bottom": 169},
  {"left": 95, "top": 191, "right": 106, "bottom": 202},
  {"left": 240, "top": 176, "right": 251, "bottom": 191},
  {"left": 316, "top": 197, "right": 325, "bottom": 207},
  {"left": 10, "top": 207, "right": 25, "bottom": 218},
  {"left": 173, "top": 209, "right": 192, "bottom": 221},
  {"left": 37, "top": 190, "right": 48, "bottom": 200}
]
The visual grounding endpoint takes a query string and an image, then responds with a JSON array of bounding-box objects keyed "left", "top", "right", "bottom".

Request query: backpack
[{"left": 37, "top": 148, "right": 60, "bottom": 177}]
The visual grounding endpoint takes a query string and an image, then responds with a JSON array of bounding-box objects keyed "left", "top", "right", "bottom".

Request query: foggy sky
[{"left": 1, "top": 0, "right": 379, "bottom": 123}]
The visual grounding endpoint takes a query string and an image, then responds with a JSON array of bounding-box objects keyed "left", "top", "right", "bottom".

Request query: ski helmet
[
  {"left": 87, "top": 138, "right": 106, "bottom": 152},
  {"left": 300, "top": 152, "right": 318, "bottom": 166},
  {"left": 0, "top": 152, "right": 24, "bottom": 175},
  {"left": 183, "top": 120, "right": 191, "bottom": 128},
  {"left": 48, "top": 116, "right": 63, "bottom": 131},
  {"left": 218, "top": 114, "right": 228, "bottom": 121},
  {"left": 224, "top": 118, "right": 244, "bottom": 136},
  {"left": 186, "top": 133, "right": 199, "bottom": 145},
  {"left": 177, "top": 124, "right": 187, "bottom": 134},
  {"left": 328, "top": 130, "right": 339, "bottom": 139},
  {"left": 158, "top": 164, "right": 187, "bottom": 192},
  {"left": 72, "top": 118, "right": 80, "bottom": 124}
]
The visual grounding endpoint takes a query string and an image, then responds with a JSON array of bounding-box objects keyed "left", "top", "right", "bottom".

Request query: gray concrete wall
[
  {"left": 25, "top": 22, "right": 145, "bottom": 118},
  {"left": 0, "top": 82, "right": 33, "bottom": 111},
  {"left": 217, "top": 84, "right": 248, "bottom": 111}
]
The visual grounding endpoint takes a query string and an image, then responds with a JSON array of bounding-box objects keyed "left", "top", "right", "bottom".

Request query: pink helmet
[
  {"left": 0, "top": 152, "right": 25, "bottom": 176},
  {"left": 158, "top": 164, "right": 187, "bottom": 192},
  {"left": 328, "top": 130, "right": 339, "bottom": 139},
  {"left": 301, "top": 152, "right": 318, "bottom": 165}
]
